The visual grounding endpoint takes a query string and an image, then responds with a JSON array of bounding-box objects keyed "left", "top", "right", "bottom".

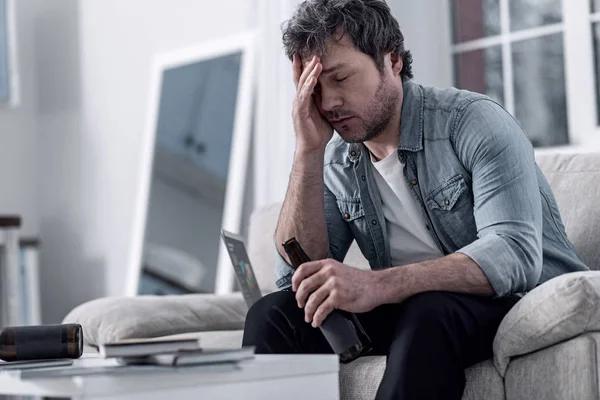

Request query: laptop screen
[{"left": 220, "top": 230, "right": 263, "bottom": 308}]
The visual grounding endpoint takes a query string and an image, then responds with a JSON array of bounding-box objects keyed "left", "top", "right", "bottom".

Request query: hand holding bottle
[
  {"left": 283, "top": 238, "right": 372, "bottom": 363},
  {"left": 292, "top": 258, "right": 382, "bottom": 328}
]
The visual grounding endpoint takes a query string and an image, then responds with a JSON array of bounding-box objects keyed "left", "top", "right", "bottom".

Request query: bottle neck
[{"left": 283, "top": 239, "right": 311, "bottom": 269}]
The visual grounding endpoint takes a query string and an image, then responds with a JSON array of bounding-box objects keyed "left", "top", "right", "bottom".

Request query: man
[{"left": 242, "top": 0, "right": 589, "bottom": 398}]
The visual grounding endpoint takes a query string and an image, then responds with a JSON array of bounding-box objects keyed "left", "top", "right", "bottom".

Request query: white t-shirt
[{"left": 371, "top": 151, "right": 443, "bottom": 266}]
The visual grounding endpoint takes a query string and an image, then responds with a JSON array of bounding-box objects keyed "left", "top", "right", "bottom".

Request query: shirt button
[
  {"left": 371, "top": 219, "right": 378, "bottom": 225},
  {"left": 350, "top": 150, "right": 357, "bottom": 157},
  {"left": 410, "top": 179, "right": 418, "bottom": 185},
  {"left": 361, "top": 175, "right": 366, "bottom": 181},
  {"left": 344, "top": 213, "right": 351, "bottom": 220},
  {"left": 445, "top": 199, "right": 450, "bottom": 206}
]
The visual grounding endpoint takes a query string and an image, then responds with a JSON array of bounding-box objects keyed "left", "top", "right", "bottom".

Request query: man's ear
[{"left": 389, "top": 52, "right": 404, "bottom": 77}]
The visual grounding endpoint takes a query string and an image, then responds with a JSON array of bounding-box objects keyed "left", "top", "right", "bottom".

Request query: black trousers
[{"left": 242, "top": 290, "right": 519, "bottom": 400}]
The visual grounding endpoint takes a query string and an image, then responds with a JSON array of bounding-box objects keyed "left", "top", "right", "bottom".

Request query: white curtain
[{"left": 253, "top": 0, "right": 299, "bottom": 209}]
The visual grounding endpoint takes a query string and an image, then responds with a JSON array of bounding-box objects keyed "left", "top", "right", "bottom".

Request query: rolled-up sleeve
[
  {"left": 453, "top": 99, "right": 543, "bottom": 296},
  {"left": 273, "top": 183, "right": 354, "bottom": 290}
]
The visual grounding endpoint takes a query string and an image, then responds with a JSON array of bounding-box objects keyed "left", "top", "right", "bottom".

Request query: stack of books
[{"left": 99, "top": 337, "right": 255, "bottom": 367}]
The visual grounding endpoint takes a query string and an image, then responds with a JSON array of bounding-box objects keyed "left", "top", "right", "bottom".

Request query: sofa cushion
[
  {"left": 505, "top": 332, "right": 600, "bottom": 400},
  {"left": 462, "top": 359, "right": 506, "bottom": 400},
  {"left": 494, "top": 271, "right": 600, "bottom": 376},
  {"left": 339, "top": 356, "right": 502, "bottom": 400},
  {"left": 62, "top": 293, "right": 248, "bottom": 345},
  {"left": 339, "top": 356, "right": 386, "bottom": 400},
  {"left": 534, "top": 151, "right": 600, "bottom": 270}
]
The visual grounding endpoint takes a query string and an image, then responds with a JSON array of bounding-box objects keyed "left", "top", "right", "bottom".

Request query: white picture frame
[{"left": 127, "top": 31, "right": 256, "bottom": 296}]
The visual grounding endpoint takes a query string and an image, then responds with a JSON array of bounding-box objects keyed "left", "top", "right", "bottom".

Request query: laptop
[{"left": 220, "top": 229, "right": 263, "bottom": 308}]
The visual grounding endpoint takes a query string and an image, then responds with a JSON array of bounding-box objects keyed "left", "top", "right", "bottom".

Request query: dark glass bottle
[
  {"left": 0, "top": 323, "right": 83, "bottom": 362},
  {"left": 283, "top": 237, "right": 372, "bottom": 363}
]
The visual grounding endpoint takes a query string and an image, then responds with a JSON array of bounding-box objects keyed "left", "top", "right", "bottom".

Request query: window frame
[
  {"left": 0, "top": 0, "right": 19, "bottom": 108},
  {"left": 450, "top": 0, "right": 599, "bottom": 149}
]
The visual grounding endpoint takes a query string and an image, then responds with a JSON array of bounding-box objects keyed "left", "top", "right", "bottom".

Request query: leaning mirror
[{"left": 128, "top": 32, "right": 256, "bottom": 296}]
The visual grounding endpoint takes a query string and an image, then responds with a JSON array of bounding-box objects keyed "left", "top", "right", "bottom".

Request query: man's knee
[
  {"left": 243, "top": 290, "right": 300, "bottom": 339},
  {"left": 242, "top": 290, "right": 303, "bottom": 352},
  {"left": 399, "top": 291, "right": 457, "bottom": 328},
  {"left": 245, "top": 290, "right": 298, "bottom": 325}
]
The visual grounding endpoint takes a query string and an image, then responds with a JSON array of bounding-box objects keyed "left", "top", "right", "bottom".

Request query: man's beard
[{"left": 338, "top": 72, "right": 399, "bottom": 143}]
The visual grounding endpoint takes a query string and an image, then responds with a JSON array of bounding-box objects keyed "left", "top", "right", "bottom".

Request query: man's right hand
[{"left": 292, "top": 54, "right": 334, "bottom": 154}]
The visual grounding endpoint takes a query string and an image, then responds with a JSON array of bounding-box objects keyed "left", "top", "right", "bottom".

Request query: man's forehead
[{"left": 300, "top": 34, "right": 356, "bottom": 68}]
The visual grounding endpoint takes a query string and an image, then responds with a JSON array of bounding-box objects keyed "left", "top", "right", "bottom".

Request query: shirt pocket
[
  {"left": 426, "top": 174, "right": 477, "bottom": 249},
  {"left": 336, "top": 199, "right": 365, "bottom": 222}
]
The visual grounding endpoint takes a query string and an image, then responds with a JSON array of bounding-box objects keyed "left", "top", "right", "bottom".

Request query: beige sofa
[{"left": 65, "top": 151, "right": 600, "bottom": 400}]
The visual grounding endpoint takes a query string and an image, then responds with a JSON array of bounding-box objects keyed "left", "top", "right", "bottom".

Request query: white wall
[
  {"left": 389, "top": 0, "right": 453, "bottom": 88},
  {"left": 34, "top": 0, "right": 106, "bottom": 324},
  {"left": 37, "top": 0, "right": 252, "bottom": 323},
  {"left": 0, "top": 0, "right": 39, "bottom": 237}
]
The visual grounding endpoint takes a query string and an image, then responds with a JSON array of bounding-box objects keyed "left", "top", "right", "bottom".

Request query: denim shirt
[{"left": 274, "top": 80, "right": 588, "bottom": 296}]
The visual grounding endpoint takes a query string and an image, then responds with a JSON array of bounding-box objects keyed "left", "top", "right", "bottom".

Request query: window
[
  {"left": 451, "top": 0, "right": 568, "bottom": 147},
  {"left": 0, "top": 0, "right": 9, "bottom": 103}
]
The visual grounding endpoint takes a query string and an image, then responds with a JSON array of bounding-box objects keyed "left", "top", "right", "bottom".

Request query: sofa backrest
[
  {"left": 247, "top": 203, "right": 282, "bottom": 293},
  {"left": 535, "top": 151, "right": 600, "bottom": 270},
  {"left": 247, "top": 151, "right": 600, "bottom": 292}
]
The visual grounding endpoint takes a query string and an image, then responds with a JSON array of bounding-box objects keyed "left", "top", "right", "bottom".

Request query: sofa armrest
[
  {"left": 504, "top": 332, "right": 600, "bottom": 400},
  {"left": 493, "top": 271, "right": 600, "bottom": 376},
  {"left": 62, "top": 293, "right": 248, "bottom": 346}
]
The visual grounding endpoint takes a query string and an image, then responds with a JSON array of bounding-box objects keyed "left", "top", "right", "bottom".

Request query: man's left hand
[{"left": 291, "top": 259, "right": 381, "bottom": 327}]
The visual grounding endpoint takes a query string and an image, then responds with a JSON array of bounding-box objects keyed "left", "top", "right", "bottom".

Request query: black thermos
[
  {"left": 283, "top": 237, "right": 372, "bottom": 363},
  {"left": 0, "top": 323, "right": 84, "bottom": 362}
]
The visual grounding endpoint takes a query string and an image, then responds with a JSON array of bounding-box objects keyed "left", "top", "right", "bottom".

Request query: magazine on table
[
  {"left": 0, "top": 359, "right": 73, "bottom": 370},
  {"left": 118, "top": 346, "right": 256, "bottom": 366},
  {"left": 98, "top": 337, "right": 202, "bottom": 358}
]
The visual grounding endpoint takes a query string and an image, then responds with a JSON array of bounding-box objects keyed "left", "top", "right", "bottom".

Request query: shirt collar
[{"left": 398, "top": 79, "right": 424, "bottom": 152}]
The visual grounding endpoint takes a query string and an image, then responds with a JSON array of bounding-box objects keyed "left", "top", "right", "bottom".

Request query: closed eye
[{"left": 335, "top": 76, "right": 348, "bottom": 83}]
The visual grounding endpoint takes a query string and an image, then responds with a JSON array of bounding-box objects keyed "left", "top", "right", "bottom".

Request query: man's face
[{"left": 303, "top": 33, "right": 401, "bottom": 143}]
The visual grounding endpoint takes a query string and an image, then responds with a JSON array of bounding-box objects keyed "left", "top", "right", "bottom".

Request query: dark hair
[{"left": 281, "top": 0, "right": 413, "bottom": 81}]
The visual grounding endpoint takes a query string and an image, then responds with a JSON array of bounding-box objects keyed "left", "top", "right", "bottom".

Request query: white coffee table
[{"left": 0, "top": 354, "right": 340, "bottom": 399}]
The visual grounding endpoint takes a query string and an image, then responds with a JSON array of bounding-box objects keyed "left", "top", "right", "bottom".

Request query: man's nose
[{"left": 319, "top": 87, "right": 343, "bottom": 112}]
